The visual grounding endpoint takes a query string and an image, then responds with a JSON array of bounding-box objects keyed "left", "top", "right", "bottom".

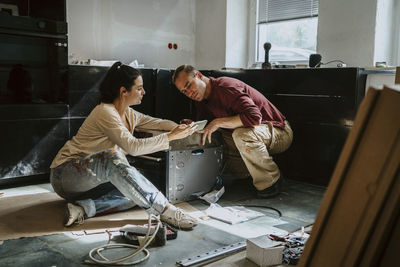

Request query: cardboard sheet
[
  {"left": 299, "top": 87, "right": 400, "bottom": 266},
  {"left": 0, "top": 192, "right": 196, "bottom": 241}
]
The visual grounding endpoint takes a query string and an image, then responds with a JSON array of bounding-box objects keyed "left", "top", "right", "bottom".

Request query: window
[{"left": 257, "top": 0, "right": 319, "bottom": 63}]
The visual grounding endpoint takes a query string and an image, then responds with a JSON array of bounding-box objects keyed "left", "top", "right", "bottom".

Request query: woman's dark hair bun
[{"left": 98, "top": 61, "right": 141, "bottom": 103}]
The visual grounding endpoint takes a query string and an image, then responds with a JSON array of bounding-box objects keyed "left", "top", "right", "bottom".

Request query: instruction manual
[{"left": 205, "top": 204, "right": 264, "bottom": 224}]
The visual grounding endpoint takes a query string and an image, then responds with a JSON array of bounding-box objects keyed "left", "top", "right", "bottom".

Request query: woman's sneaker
[
  {"left": 160, "top": 205, "right": 198, "bottom": 230},
  {"left": 64, "top": 203, "right": 85, "bottom": 227}
]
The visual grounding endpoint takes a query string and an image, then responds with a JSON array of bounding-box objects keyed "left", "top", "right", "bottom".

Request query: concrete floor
[{"left": 0, "top": 178, "right": 325, "bottom": 266}]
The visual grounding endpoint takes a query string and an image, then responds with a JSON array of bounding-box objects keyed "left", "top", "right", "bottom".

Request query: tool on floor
[
  {"left": 121, "top": 224, "right": 166, "bottom": 247},
  {"left": 120, "top": 223, "right": 177, "bottom": 246},
  {"left": 267, "top": 231, "right": 310, "bottom": 265},
  {"left": 176, "top": 241, "right": 246, "bottom": 266},
  {"left": 84, "top": 214, "right": 162, "bottom": 265}
]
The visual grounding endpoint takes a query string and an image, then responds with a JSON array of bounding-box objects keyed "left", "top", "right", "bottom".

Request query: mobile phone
[{"left": 193, "top": 120, "right": 207, "bottom": 130}]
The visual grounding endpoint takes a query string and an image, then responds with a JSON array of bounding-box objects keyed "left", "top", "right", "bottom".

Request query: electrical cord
[
  {"left": 316, "top": 60, "right": 346, "bottom": 67},
  {"left": 84, "top": 214, "right": 161, "bottom": 266},
  {"left": 209, "top": 159, "right": 282, "bottom": 219},
  {"left": 238, "top": 204, "right": 282, "bottom": 218}
]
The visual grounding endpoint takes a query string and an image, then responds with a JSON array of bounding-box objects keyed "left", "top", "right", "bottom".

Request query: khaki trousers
[{"left": 221, "top": 121, "right": 293, "bottom": 190}]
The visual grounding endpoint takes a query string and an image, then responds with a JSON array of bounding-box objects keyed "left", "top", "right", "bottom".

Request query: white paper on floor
[
  {"left": 189, "top": 209, "right": 289, "bottom": 239},
  {"left": 204, "top": 204, "right": 264, "bottom": 224}
]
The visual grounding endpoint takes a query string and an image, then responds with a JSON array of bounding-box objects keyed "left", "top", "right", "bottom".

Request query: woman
[{"left": 50, "top": 62, "right": 198, "bottom": 229}]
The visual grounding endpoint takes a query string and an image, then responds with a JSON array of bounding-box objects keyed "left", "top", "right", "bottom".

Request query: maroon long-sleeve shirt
[{"left": 196, "top": 77, "right": 286, "bottom": 129}]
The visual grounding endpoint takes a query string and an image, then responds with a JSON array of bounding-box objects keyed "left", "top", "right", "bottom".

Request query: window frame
[
  {"left": 248, "top": 0, "right": 319, "bottom": 67},
  {"left": 394, "top": 0, "right": 400, "bottom": 65}
]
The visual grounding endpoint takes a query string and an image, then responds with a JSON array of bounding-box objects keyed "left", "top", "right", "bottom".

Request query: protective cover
[
  {"left": 129, "top": 131, "right": 223, "bottom": 203},
  {"left": 167, "top": 145, "right": 223, "bottom": 203}
]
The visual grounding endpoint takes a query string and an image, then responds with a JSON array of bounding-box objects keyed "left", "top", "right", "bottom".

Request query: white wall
[
  {"left": 393, "top": 1, "right": 400, "bottom": 65},
  {"left": 195, "top": 0, "right": 227, "bottom": 69},
  {"left": 67, "top": 0, "right": 398, "bottom": 70},
  {"left": 317, "top": 0, "right": 378, "bottom": 67},
  {"left": 374, "top": 0, "right": 400, "bottom": 66},
  {"left": 67, "top": 0, "right": 196, "bottom": 68},
  {"left": 318, "top": 0, "right": 399, "bottom": 68},
  {"left": 247, "top": 0, "right": 257, "bottom": 68},
  {"left": 225, "top": 0, "right": 249, "bottom": 68},
  {"left": 195, "top": 0, "right": 250, "bottom": 69},
  {"left": 67, "top": 0, "right": 242, "bottom": 70},
  {"left": 374, "top": 0, "right": 397, "bottom": 66}
]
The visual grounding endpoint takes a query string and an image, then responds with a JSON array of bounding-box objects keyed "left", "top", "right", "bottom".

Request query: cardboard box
[
  {"left": 298, "top": 86, "right": 400, "bottom": 266},
  {"left": 246, "top": 235, "right": 284, "bottom": 266}
]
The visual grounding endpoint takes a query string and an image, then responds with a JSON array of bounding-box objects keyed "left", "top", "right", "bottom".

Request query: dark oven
[{"left": 0, "top": 5, "right": 68, "bottom": 104}]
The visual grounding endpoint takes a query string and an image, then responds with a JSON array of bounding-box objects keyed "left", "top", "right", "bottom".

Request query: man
[{"left": 172, "top": 65, "right": 293, "bottom": 198}]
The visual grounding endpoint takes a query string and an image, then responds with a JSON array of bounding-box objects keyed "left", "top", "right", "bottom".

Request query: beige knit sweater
[{"left": 50, "top": 103, "right": 177, "bottom": 168}]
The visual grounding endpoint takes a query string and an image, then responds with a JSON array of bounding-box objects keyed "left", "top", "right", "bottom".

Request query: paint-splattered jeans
[{"left": 50, "top": 149, "right": 168, "bottom": 218}]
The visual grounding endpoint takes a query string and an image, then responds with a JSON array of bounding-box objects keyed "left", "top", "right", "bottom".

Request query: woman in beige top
[{"left": 50, "top": 62, "right": 198, "bottom": 229}]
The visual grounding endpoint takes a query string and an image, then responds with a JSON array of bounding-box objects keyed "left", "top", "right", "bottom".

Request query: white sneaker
[
  {"left": 64, "top": 203, "right": 85, "bottom": 227},
  {"left": 160, "top": 206, "right": 198, "bottom": 230}
]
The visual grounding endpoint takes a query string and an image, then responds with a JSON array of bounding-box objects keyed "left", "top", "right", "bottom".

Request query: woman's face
[{"left": 126, "top": 76, "right": 145, "bottom": 106}]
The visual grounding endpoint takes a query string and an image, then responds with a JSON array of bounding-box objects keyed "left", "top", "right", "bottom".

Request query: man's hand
[
  {"left": 198, "top": 119, "right": 219, "bottom": 145},
  {"left": 179, "top": 119, "right": 193, "bottom": 125}
]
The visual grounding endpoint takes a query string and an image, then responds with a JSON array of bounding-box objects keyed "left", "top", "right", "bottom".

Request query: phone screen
[{"left": 193, "top": 120, "right": 207, "bottom": 130}]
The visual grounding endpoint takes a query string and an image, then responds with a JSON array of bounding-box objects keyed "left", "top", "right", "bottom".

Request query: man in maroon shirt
[{"left": 173, "top": 65, "right": 293, "bottom": 198}]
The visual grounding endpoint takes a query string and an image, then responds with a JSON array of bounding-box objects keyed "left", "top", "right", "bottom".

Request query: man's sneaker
[
  {"left": 160, "top": 205, "right": 198, "bottom": 230},
  {"left": 64, "top": 203, "right": 85, "bottom": 227},
  {"left": 257, "top": 176, "right": 283, "bottom": 198}
]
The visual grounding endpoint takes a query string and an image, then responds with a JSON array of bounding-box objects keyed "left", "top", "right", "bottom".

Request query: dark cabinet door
[{"left": 0, "top": 104, "right": 70, "bottom": 186}]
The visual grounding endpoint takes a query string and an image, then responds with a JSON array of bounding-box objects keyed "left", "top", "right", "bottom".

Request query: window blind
[{"left": 258, "top": 0, "right": 318, "bottom": 24}]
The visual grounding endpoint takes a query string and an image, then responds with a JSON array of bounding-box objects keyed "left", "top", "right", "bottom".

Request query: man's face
[{"left": 175, "top": 71, "right": 207, "bottom": 101}]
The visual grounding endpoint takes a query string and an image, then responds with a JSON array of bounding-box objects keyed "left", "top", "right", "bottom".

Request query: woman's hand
[{"left": 167, "top": 123, "right": 198, "bottom": 141}]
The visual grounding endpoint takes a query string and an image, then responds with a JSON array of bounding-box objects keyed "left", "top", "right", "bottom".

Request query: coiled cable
[{"left": 84, "top": 214, "right": 161, "bottom": 265}]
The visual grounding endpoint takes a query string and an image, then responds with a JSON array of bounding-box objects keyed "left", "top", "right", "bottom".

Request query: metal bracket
[
  {"left": 135, "top": 155, "right": 163, "bottom": 162},
  {"left": 176, "top": 241, "right": 246, "bottom": 266}
]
